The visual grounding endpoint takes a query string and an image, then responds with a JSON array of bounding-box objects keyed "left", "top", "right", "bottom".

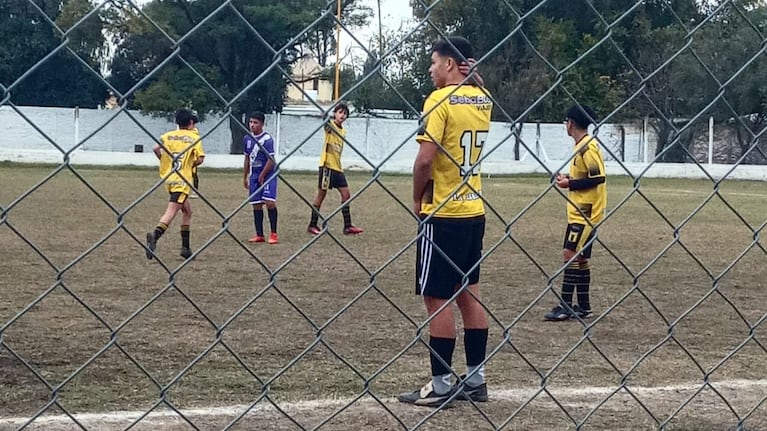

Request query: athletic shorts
[
  {"left": 415, "top": 215, "right": 485, "bottom": 299},
  {"left": 563, "top": 222, "right": 595, "bottom": 259},
  {"left": 169, "top": 191, "right": 188, "bottom": 204},
  {"left": 249, "top": 172, "right": 278, "bottom": 204},
  {"left": 318, "top": 167, "right": 348, "bottom": 190}
]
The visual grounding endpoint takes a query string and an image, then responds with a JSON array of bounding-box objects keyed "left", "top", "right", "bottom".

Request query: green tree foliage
[
  {"left": 0, "top": 0, "right": 108, "bottom": 107},
  {"left": 108, "top": 0, "right": 370, "bottom": 152}
]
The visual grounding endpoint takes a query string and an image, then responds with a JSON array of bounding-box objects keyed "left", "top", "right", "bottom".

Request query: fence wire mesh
[{"left": 2, "top": 0, "right": 767, "bottom": 430}]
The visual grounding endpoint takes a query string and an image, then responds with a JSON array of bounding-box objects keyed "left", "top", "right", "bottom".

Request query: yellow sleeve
[
  {"left": 194, "top": 140, "right": 205, "bottom": 157},
  {"left": 416, "top": 93, "right": 447, "bottom": 145},
  {"left": 582, "top": 146, "right": 605, "bottom": 179}
]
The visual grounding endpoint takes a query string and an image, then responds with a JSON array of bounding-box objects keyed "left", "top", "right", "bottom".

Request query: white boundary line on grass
[{"left": 2, "top": 379, "right": 766, "bottom": 427}]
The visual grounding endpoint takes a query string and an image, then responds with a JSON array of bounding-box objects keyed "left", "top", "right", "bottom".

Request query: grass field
[{"left": 1, "top": 163, "right": 767, "bottom": 430}]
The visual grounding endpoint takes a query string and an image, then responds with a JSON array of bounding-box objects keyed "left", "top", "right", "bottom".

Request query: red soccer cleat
[
  {"left": 248, "top": 235, "right": 265, "bottom": 243},
  {"left": 343, "top": 226, "right": 363, "bottom": 235}
]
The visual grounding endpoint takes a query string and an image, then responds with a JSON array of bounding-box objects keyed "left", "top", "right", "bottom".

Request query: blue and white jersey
[{"left": 243, "top": 131, "right": 275, "bottom": 175}]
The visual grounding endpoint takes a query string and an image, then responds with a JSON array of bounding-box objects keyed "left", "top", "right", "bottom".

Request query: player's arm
[
  {"left": 413, "top": 140, "right": 439, "bottom": 216},
  {"left": 258, "top": 138, "right": 276, "bottom": 184},
  {"left": 242, "top": 154, "right": 250, "bottom": 189},
  {"left": 413, "top": 95, "right": 446, "bottom": 216},
  {"left": 152, "top": 143, "right": 162, "bottom": 160}
]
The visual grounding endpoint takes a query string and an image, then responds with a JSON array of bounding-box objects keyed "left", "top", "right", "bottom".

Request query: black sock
[
  {"left": 342, "top": 205, "right": 352, "bottom": 228},
  {"left": 429, "top": 336, "right": 455, "bottom": 378},
  {"left": 267, "top": 207, "right": 278, "bottom": 234},
  {"left": 561, "top": 263, "right": 578, "bottom": 307},
  {"left": 309, "top": 205, "right": 320, "bottom": 228},
  {"left": 576, "top": 261, "right": 591, "bottom": 310},
  {"left": 254, "top": 208, "right": 264, "bottom": 236},
  {"left": 180, "top": 224, "right": 190, "bottom": 248},
  {"left": 154, "top": 223, "right": 167, "bottom": 240},
  {"left": 464, "top": 328, "right": 488, "bottom": 367}
]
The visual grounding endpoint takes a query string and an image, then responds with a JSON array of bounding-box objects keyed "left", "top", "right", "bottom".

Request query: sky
[{"left": 339, "top": 0, "right": 415, "bottom": 68}]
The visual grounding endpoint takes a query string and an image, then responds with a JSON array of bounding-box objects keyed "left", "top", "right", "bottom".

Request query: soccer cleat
[
  {"left": 145, "top": 232, "right": 156, "bottom": 260},
  {"left": 572, "top": 304, "right": 593, "bottom": 319},
  {"left": 180, "top": 247, "right": 192, "bottom": 259},
  {"left": 343, "top": 225, "right": 364, "bottom": 235},
  {"left": 307, "top": 225, "right": 321, "bottom": 235},
  {"left": 544, "top": 304, "right": 574, "bottom": 321},
  {"left": 452, "top": 375, "right": 489, "bottom": 402},
  {"left": 268, "top": 232, "right": 279, "bottom": 244},
  {"left": 248, "top": 235, "right": 265, "bottom": 243},
  {"left": 397, "top": 381, "right": 454, "bottom": 408}
]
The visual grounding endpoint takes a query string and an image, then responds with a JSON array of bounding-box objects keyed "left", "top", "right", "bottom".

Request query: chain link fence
[{"left": 2, "top": 0, "right": 767, "bottom": 430}]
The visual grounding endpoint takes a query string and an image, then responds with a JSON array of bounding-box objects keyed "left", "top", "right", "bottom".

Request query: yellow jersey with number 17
[
  {"left": 158, "top": 129, "right": 204, "bottom": 194},
  {"left": 416, "top": 84, "right": 493, "bottom": 218}
]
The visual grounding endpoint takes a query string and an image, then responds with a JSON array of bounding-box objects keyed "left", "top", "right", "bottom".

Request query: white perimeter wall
[{"left": 3, "top": 106, "right": 766, "bottom": 180}]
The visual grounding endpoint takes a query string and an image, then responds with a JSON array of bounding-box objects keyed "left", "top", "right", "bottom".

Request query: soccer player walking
[
  {"left": 307, "top": 103, "right": 363, "bottom": 236},
  {"left": 544, "top": 105, "right": 606, "bottom": 321},
  {"left": 398, "top": 36, "right": 492, "bottom": 408},
  {"left": 243, "top": 112, "right": 279, "bottom": 244},
  {"left": 146, "top": 108, "right": 205, "bottom": 260}
]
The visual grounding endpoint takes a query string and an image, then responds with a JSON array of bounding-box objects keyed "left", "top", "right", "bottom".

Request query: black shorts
[
  {"left": 563, "top": 223, "right": 595, "bottom": 259},
  {"left": 318, "top": 167, "right": 348, "bottom": 190},
  {"left": 415, "top": 216, "right": 485, "bottom": 299},
  {"left": 169, "top": 191, "right": 188, "bottom": 204}
]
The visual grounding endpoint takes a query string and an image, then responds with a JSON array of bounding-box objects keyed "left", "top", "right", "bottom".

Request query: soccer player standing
[
  {"left": 307, "top": 103, "right": 364, "bottom": 236},
  {"left": 398, "top": 36, "right": 492, "bottom": 407},
  {"left": 243, "top": 112, "right": 279, "bottom": 245},
  {"left": 146, "top": 108, "right": 205, "bottom": 260},
  {"left": 544, "top": 105, "right": 606, "bottom": 321}
]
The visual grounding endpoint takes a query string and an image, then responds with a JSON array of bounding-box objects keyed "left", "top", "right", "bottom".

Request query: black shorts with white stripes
[{"left": 415, "top": 215, "right": 485, "bottom": 299}]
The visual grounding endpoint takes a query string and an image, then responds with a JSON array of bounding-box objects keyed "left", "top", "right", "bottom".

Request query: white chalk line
[{"left": 2, "top": 379, "right": 766, "bottom": 427}]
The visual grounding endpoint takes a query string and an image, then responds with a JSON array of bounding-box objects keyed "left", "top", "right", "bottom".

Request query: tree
[
  {"left": 108, "top": 0, "right": 371, "bottom": 152},
  {"left": 302, "top": 0, "right": 372, "bottom": 67},
  {"left": 0, "top": 0, "right": 109, "bottom": 107}
]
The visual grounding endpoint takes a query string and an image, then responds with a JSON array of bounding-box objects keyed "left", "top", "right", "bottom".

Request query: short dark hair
[
  {"left": 248, "top": 111, "right": 265, "bottom": 123},
  {"left": 565, "top": 105, "right": 597, "bottom": 129},
  {"left": 334, "top": 102, "right": 349, "bottom": 115},
  {"left": 175, "top": 108, "right": 194, "bottom": 127},
  {"left": 431, "top": 36, "right": 473, "bottom": 63}
]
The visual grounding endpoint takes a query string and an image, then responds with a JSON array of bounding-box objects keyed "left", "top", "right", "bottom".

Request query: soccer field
[{"left": 1, "top": 164, "right": 766, "bottom": 430}]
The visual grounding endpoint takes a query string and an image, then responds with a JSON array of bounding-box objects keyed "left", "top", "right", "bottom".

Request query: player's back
[
  {"left": 159, "top": 129, "right": 200, "bottom": 182},
  {"left": 418, "top": 84, "right": 493, "bottom": 218}
]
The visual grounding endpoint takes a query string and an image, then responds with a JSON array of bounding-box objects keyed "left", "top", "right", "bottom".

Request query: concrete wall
[{"left": 0, "top": 106, "right": 656, "bottom": 170}]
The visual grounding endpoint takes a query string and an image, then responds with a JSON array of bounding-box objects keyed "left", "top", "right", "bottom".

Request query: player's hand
[
  {"left": 458, "top": 58, "right": 477, "bottom": 76},
  {"left": 555, "top": 173, "right": 570, "bottom": 188},
  {"left": 243, "top": 178, "right": 248, "bottom": 189},
  {"left": 412, "top": 202, "right": 421, "bottom": 217},
  {"left": 257, "top": 175, "right": 265, "bottom": 185}
]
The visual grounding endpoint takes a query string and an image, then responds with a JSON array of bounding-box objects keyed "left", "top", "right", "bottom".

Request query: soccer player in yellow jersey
[
  {"left": 398, "top": 36, "right": 493, "bottom": 408},
  {"left": 544, "top": 105, "right": 606, "bottom": 321},
  {"left": 307, "top": 102, "right": 363, "bottom": 235},
  {"left": 146, "top": 108, "right": 206, "bottom": 260}
]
